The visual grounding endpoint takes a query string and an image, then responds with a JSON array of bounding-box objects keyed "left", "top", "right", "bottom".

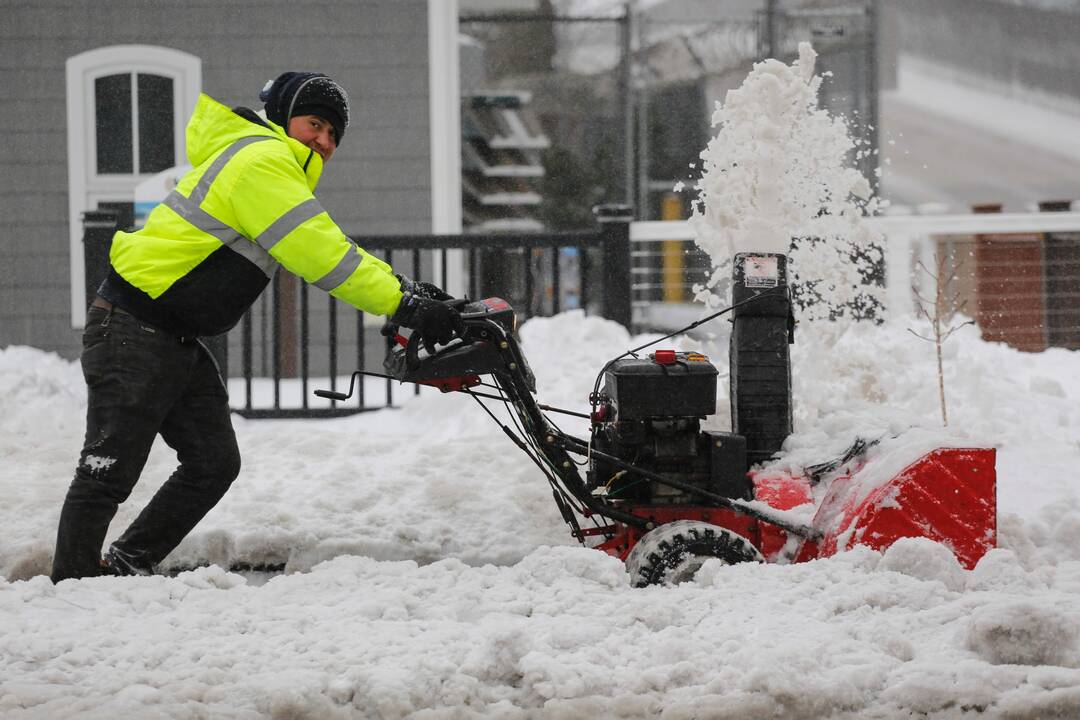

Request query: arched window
[{"left": 65, "top": 45, "right": 201, "bottom": 327}]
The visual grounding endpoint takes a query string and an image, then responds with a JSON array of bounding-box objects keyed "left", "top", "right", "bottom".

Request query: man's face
[{"left": 288, "top": 115, "right": 337, "bottom": 163}]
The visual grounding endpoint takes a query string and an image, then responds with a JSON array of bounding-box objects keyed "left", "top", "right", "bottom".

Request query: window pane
[
  {"left": 95, "top": 74, "right": 133, "bottom": 174},
  {"left": 138, "top": 73, "right": 175, "bottom": 173}
]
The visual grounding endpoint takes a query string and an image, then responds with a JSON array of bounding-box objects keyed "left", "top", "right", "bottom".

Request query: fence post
[
  {"left": 1039, "top": 200, "right": 1080, "bottom": 349},
  {"left": 81, "top": 210, "right": 118, "bottom": 309},
  {"left": 593, "top": 204, "right": 634, "bottom": 329}
]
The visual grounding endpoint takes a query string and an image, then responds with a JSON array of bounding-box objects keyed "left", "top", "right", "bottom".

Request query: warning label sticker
[{"left": 744, "top": 256, "right": 779, "bottom": 288}]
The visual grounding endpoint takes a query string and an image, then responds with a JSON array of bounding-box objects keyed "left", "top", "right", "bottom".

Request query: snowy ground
[
  {"left": 3, "top": 309, "right": 1080, "bottom": 718},
  {"left": 5, "top": 42, "right": 1080, "bottom": 720}
]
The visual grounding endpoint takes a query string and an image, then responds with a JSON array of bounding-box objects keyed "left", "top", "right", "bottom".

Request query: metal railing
[
  {"left": 85, "top": 207, "right": 1078, "bottom": 420},
  {"left": 626, "top": 211, "right": 1080, "bottom": 350},
  {"left": 230, "top": 205, "right": 634, "bottom": 418},
  {"left": 627, "top": 221, "right": 714, "bottom": 331},
  {"left": 876, "top": 207, "right": 1080, "bottom": 352}
]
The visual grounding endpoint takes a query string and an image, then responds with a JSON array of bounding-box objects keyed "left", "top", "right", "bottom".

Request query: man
[{"left": 51, "top": 72, "right": 459, "bottom": 581}]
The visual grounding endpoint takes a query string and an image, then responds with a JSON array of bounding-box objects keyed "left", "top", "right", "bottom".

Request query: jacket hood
[{"left": 185, "top": 93, "right": 323, "bottom": 190}]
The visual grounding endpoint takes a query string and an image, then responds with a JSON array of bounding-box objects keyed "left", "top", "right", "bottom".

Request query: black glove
[
  {"left": 391, "top": 292, "right": 464, "bottom": 354},
  {"left": 397, "top": 275, "right": 453, "bottom": 302}
]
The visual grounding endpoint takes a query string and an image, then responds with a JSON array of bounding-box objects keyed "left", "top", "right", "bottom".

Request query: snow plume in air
[{"left": 688, "top": 42, "right": 884, "bottom": 321}]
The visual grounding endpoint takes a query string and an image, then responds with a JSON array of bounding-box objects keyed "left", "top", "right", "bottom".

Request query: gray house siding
[{"left": 0, "top": 0, "right": 433, "bottom": 367}]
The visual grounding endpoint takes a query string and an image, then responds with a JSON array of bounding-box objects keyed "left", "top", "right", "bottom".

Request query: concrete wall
[{"left": 0, "top": 0, "right": 432, "bottom": 360}]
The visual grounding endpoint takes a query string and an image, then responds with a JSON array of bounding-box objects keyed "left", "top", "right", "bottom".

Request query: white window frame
[{"left": 65, "top": 45, "right": 201, "bottom": 328}]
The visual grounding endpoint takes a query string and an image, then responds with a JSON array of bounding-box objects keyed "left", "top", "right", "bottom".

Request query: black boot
[{"left": 102, "top": 545, "right": 155, "bottom": 577}]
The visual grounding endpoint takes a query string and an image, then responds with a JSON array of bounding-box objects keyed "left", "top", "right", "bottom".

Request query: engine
[{"left": 588, "top": 350, "right": 752, "bottom": 505}]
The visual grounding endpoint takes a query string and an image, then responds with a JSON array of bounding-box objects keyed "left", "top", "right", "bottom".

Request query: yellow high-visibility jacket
[{"left": 99, "top": 93, "right": 403, "bottom": 337}]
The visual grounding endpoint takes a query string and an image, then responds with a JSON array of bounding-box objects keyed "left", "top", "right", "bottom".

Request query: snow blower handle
[
  {"left": 313, "top": 371, "right": 364, "bottom": 401},
  {"left": 377, "top": 320, "right": 423, "bottom": 371},
  {"left": 383, "top": 298, "right": 471, "bottom": 372},
  {"left": 380, "top": 321, "right": 408, "bottom": 348},
  {"left": 379, "top": 320, "right": 443, "bottom": 372}
]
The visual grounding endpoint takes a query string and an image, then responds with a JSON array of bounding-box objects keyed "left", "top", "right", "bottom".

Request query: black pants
[{"left": 50, "top": 306, "right": 241, "bottom": 582}]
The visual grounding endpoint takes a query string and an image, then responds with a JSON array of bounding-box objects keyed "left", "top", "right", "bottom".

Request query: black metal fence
[
  {"left": 232, "top": 205, "right": 632, "bottom": 418},
  {"left": 84, "top": 202, "right": 630, "bottom": 418},
  {"left": 82, "top": 205, "right": 634, "bottom": 420}
]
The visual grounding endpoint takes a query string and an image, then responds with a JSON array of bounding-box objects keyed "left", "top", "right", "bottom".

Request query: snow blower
[{"left": 318, "top": 253, "right": 996, "bottom": 586}]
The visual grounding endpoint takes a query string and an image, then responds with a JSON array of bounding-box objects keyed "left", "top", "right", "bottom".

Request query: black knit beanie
[{"left": 260, "top": 71, "right": 350, "bottom": 145}]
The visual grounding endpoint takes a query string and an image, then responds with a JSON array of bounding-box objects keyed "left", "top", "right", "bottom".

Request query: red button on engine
[{"left": 653, "top": 349, "right": 677, "bottom": 365}]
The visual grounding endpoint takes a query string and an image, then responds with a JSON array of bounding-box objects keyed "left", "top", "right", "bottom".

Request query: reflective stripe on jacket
[{"left": 98, "top": 93, "right": 402, "bottom": 337}]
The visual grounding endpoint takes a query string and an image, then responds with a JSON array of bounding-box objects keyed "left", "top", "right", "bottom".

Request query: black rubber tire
[{"left": 624, "top": 520, "right": 763, "bottom": 587}]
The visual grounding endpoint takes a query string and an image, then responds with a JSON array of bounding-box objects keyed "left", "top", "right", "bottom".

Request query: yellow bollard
[{"left": 661, "top": 193, "right": 685, "bottom": 302}]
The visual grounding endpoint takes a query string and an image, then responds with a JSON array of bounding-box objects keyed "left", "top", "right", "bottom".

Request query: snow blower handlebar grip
[
  {"left": 313, "top": 389, "right": 350, "bottom": 401},
  {"left": 383, "top": 318, "right": 464, "bottom": 372},
  {"left": 404, "top": 331, "right": 423, "bottom": 371},
  {"left": 313, "top": 371, "right": 364, "bottom": 402},
  {"left": 380, "top": 320, "right": 423, "bottom": 371}
]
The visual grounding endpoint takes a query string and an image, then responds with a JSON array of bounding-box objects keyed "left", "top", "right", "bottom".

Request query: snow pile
[
  {"left": 517, "top": 309, "right": 633, "bottom": 410},
  {"left": 0, "top": 344, "right": 86, "bottom": 439},
  {"left": 0, "top": 313, "right": 657, "bottom": 581},
  {"left": 4, "top": 540, "right": 1080, "bottom": 718},
  {"left": 687, "top": 42, "right": 883, "bottom": 320},
  {"left": 0, "top": 347, "right": 92, "bottom": 581},
  {"left": 5, "top": 309, "right": 1080, "bottom": 580},
  {"left": 879, "top": 536, "right": 967, "bottom": 591},
  {"left": 4, "top": 309, "right": 1080, "bottom": 716},
  {"left": 965, "top": 600, "right": 1079, "bottom": 666}
]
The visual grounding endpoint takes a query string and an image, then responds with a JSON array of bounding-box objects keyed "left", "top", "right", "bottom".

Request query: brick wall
[{"left": 973, "top": 235, "right": 1047, "bottom": 352}]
